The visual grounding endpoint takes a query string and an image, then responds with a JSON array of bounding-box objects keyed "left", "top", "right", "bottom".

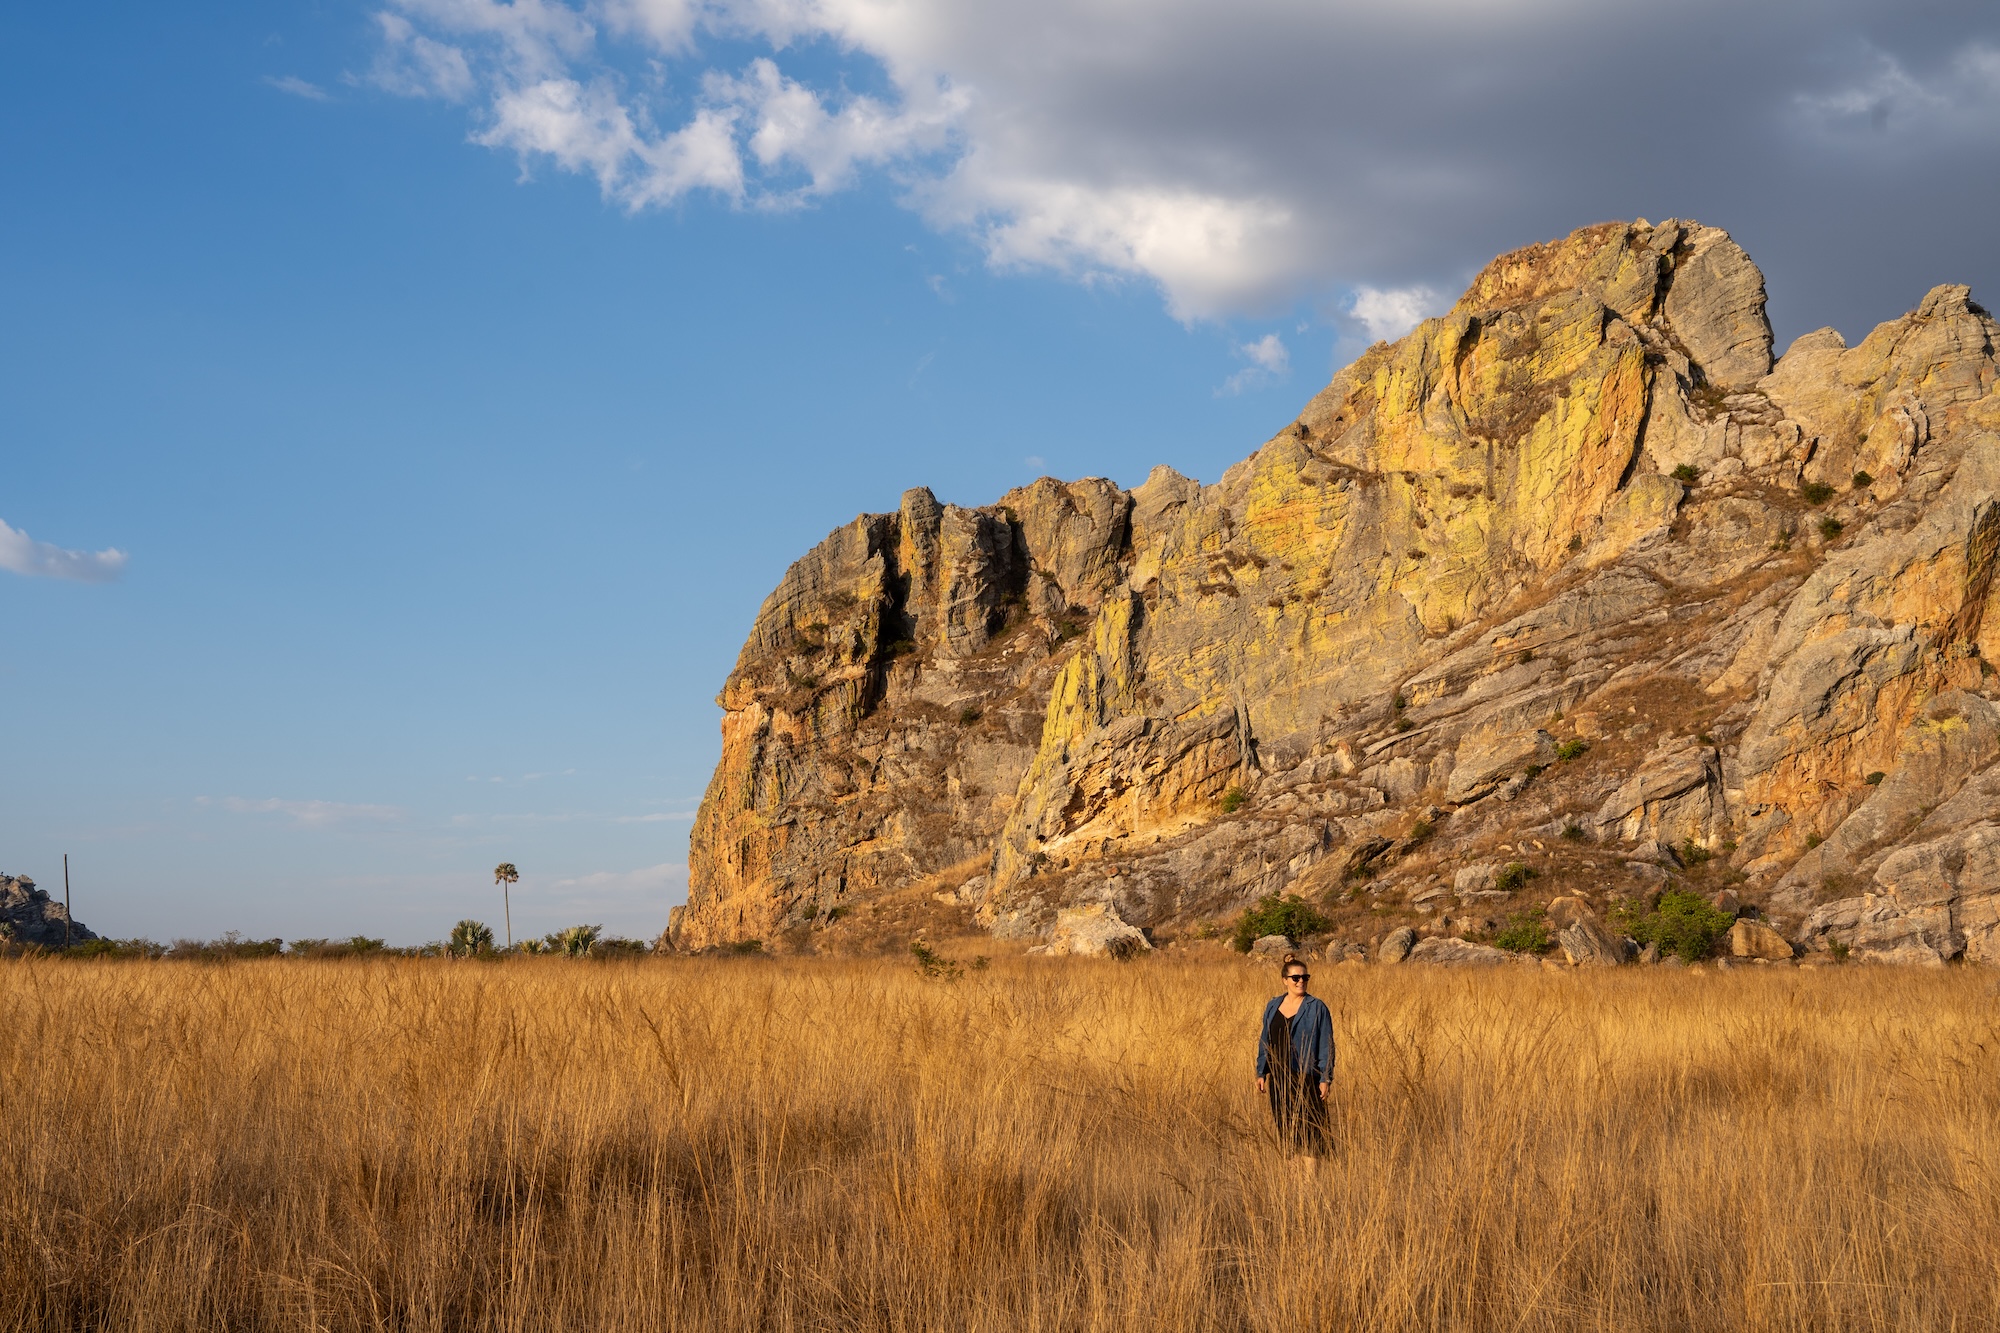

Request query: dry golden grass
[{"left": 3, "top": 955, "right": 1997, "bottom": 1331}]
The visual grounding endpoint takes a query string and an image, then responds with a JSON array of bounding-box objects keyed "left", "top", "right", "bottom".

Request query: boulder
[
  {"left": 1454, "top": 864, "right": 1499, "bottom": 894},
  {"left": 1044, "top": 903, "right": 1152, "bottom": 959},
  {"left": 1727, "top": 919, "right": 1795, "bottom": 961},
  {"left": 1545, "top": 895, "right": 1594, "bottom": 929},
  {"left": 1639, "top": 941, "right": 1662, "bottom": 965},
  {"left": 1408, "top": 937, "right": 1512, "bottom": 967},
  {"left": 1249, "top": 933, "right": 1293, "bottom": 958},
  {"left": 1558, "top": 915, "right": 1629, "bottom": 967},
  {"left": 1377, "top": 927, "right": 1418, "bottom": 965}
]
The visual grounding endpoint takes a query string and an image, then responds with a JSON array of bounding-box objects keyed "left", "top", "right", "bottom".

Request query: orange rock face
[{"left": 675, "top": 219, "right": 2000, "bottom": 962}]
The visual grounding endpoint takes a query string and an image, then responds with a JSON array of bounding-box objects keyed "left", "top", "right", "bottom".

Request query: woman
[{"left": 1255, "top": 953, "right": 1334, "bottom": 1159}]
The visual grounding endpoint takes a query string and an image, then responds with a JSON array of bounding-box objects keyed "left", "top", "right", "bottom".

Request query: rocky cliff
[
  {"left": 673, "top": 219, "right": 2000, "bottom": 966},
  {"left": 1, "top": 874, "right": 97, "bottom": 950}
]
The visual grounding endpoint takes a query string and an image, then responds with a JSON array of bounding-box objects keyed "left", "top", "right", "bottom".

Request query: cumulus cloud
[
  {"left": 0, "top": 518, "right": 126, "bottom": 582},
  {"left": 208, "top": 797, "right": 406, "bottom": 826},
  {"left": 1348, "top": 286, "right": 1445, "bottom": 344},
  {"left": 367, "top": 0, "right": 2000, "bottom": 334},
  {"left": 1219, "top": 332, "right": 1289, "bottom": 395}
]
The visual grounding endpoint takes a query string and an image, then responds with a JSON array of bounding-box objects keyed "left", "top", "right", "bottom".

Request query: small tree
[
  {"left": 1230, "top": 894, "right": 1330, "bottom": 952},
  {"left": 449, "top": 919, "right": 494, "bottom": 958},
  {"left": 547, "top": 924, "right": 601, "bottom": 958}
]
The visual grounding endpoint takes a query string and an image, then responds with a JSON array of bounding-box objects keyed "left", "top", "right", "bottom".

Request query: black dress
[{"left": 1265, "top": 1002, "right": 1331, "bottom": 1155}]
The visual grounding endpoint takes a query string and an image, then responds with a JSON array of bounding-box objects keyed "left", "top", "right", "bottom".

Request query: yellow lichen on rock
[{"left": 675, "top": 218, "right": 2000, "bottom": 961}]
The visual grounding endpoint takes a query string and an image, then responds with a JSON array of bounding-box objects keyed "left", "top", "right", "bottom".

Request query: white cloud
[
  {"left": 478, "top": 78, "right": 744, "bottom": 205},
  {"left": 368, "top": 13, "right": 476, "bottom": 100},
  {"left": 208, "top": 797, "right": 406, "bottom": 826},
  {"left": 545, "top": 862, "right": 688, "bottom": 913},
  {"left": 366, "top": 1, "right": 2000, "bottom": 332},
  {"left": 1220, "top": 332, "right": 1289, "bottom": 395},
  {"left": 264, "top": 74, "right": 331, "bottom": 101},
  {"left": 0, "top": 518, "right": 126, "bottom": 582},
  {"left": 1348, "top": 286, "right": 1443, "bottom": 343}
]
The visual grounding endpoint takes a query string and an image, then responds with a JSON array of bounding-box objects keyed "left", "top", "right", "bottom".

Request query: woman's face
[{"left": 1283, "top": 966, "right": 1309, "bottom": 994}]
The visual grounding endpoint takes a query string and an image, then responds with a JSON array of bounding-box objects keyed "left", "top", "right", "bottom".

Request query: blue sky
[{"left": 4, "top": 1, "right": 1997, "bottom": 944}]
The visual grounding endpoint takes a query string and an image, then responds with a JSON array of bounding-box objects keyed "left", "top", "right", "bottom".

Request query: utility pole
[{"left": 63, "top": 854, "right": 71, "bottom": 950}]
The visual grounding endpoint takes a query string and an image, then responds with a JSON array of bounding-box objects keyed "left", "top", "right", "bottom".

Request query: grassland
[{"left": 2, "top": 954, "right": 1995, "bottom": 1331}]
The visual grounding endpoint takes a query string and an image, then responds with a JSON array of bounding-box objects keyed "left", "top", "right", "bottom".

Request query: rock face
[
  {"left": 677, "top": 219, "right": 2000, "bottom": 963},
  {"left": 1, "top": 875, "right": 97, "bottom": 949}
]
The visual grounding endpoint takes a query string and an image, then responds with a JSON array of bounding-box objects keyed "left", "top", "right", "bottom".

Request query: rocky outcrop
[
  {"left": 678, "top": 219, "right": 2000, "bottom": 963},
  {"left": 1408, "top": 937, "right": 1514, "bottom": 967},
  {"left": 1034, "top": 903, "right": 1152, "bottom": 958},
  {"left": 1, "top": 875, "right": 97, "bottom": 949}
]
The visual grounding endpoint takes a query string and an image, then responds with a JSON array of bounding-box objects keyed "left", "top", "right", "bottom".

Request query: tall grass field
[{"left": 3, "top": 956, "right": 1995, "bottom": 1330}]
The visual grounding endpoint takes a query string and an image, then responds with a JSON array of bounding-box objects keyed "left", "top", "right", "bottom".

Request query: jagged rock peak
[
  {"left": 2, "top": 874, "right": 97, "bottom": 949},
  {"left": 674, "top": 219, "right": 2000, "bottom": 967}
]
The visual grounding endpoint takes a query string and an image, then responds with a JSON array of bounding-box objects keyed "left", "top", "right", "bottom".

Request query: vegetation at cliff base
[
  {"left": 1230, "top": 894, "right": 1330, "bottom": 951},
  {"left": 1616, "top": 889, "right": 1736, "bottom": 962}
]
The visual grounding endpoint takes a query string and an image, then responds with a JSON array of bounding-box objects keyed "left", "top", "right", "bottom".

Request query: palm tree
[
  {"left": 548, "top": 924, "right": 601, "bottom": 957},
  {"left": 448, "top": 919, "right": 494, "bottom": 957},
  {"left": 494, "top": 863, "right": 519, "bottom": 947}
]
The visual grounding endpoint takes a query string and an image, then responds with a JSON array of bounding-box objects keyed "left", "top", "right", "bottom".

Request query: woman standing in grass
[{"left": 1255, "top": 954, "right": 1334, "bottom": 1161}]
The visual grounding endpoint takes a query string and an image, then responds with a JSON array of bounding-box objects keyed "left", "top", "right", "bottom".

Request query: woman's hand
[
  {"left": 1319, "top": 1081, "right": 1331, "bottom": 1099},
  {"left": 1255, "top": 1077, "right": 1266, "bottom": 1094}
]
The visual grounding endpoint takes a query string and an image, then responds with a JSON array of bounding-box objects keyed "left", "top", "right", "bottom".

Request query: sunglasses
[{"left": 1285, "top": 973, "right": 1309, "bottom": 982}]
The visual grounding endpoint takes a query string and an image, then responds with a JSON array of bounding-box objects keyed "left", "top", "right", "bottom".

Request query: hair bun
[{"left": 1280, "top": 951, "right": 1299, "bottom": 968}]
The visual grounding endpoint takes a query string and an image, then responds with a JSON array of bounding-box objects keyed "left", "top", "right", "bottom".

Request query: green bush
[
  {"left": 1220, "top": 786, "right": 1247, "bottom": 814},
  {"left": 545, "top": 924, "right": 602, "bottom": 957},
  {"left": 1619, "top": 889, "right": 1734, "bottom": 962},
  {"left": 1801, "top": 481, "right": 1836, "bottom": 505},
  {"left": 1678, "top": 840, "right": 1714, "bottom": 867},
  {"left": 1493, "top": 910, "right": 1551, "bottom": 954},
  {"left": 288, "top": 936, "right": 387, "bottom": 959},
  {"left": 910, "top": 941, "right": 962, "bottom": 981},
  {"left": 1230, "top": 894, "right": 1330, "bottom": 952},
  {"left": 1865, "top": 771, "right": 1886, "bottom": 785},
  {"left": 63, "top": 938, "right": 167, "bottom": 960},
  {"left": 1560, "top": 822, "right": 1587, "bottom": 842},
  {"left": 1852, "top": 471, "right": 1874, "bottom": 489},
  {"left": 1555, "top": 739, "right": 1589, "bottom": 761},
  {"left": 448, "top": 920, "right": 495, "bottom": 958},
  {"left": 170, "top": 934, "right": 283, "bottom": 961},
  {"left": 1494, "top": 862, "right": 1537, "bottom": 893},
  {"left": 1818, "top": 516, "right": 1844, "bottom": 541},
  {"left": 1671, "top": 464, "right": 1701, "bottom": 485}
]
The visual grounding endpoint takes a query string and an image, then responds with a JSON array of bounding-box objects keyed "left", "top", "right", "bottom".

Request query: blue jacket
[{"left": 1256, "top": 994, "right": 1334, "bottom": 1083}]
